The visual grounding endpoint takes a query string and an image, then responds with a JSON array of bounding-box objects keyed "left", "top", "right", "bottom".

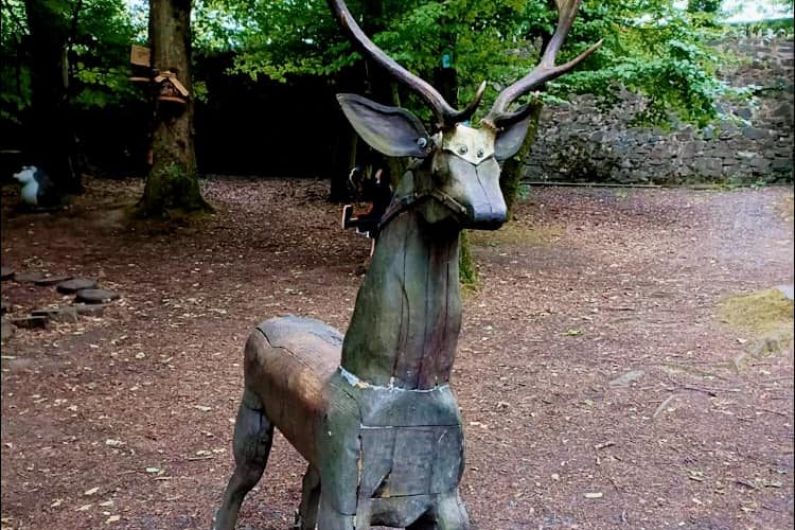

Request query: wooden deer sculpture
[{"left": 214, "top": 1, "right": 600, "bottom": 528}]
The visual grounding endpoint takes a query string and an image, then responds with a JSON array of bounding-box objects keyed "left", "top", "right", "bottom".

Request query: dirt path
[{"left": 1, "top": 178, "right": 792, "bottom": 530}]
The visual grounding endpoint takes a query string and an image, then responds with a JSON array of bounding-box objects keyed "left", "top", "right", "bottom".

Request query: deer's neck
[{"left": 341, "top": 210, "right": 462, "bottom": 390}]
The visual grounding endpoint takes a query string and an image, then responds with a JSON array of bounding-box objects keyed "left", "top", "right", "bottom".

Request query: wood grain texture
[
  {"left": 316, "top": 371, "right": 465, "bottom": 522},
  {"left": 341, "top": 211, "right": 462, "bottom": 389},
  {"left": 244, "top": 316, "right": 341, "bottom": 462},
  {"left": 212, "top": 0, "right": 590, "bottom": 525}
]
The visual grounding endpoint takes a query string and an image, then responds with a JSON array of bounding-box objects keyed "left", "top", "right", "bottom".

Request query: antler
[
  {"left": 328, "top": 0, "right": 485, "bottom": 130},
  {"left": 483, "top": 0, "right": 602, "bottom": 129}
]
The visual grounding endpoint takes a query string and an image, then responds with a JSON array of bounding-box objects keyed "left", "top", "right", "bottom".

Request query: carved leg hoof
[
  {"left": 317, "top": 496, "right": 357, "bottom": 530},
  {"left": 432, "top": 493, "right": 470, "bottom": 530},
  {"left": 291, "top": 512, "right": 303, "bottom": 530},
  {"left": 294, "top": 465, "right": 321, "bottom": 530}
]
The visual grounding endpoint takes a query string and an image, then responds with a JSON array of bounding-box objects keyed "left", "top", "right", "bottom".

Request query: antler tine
[
  {"left": 328, "top": 0, "right": 481, "bottom": 129},
  {"left": 483, "top": 0, "right": 602, "bottom": 128},
  {"left": 458, "top": 81, "right": 487, "bottom": 122}
]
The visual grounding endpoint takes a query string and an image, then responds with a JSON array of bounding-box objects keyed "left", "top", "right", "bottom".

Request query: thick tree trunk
[
  {"left": 500, "top": 102, "right": 542, "bottom": 219},
  {"left": 139, "top": 0, "right": 210, "bottom": 217},
  {"left": 458, "top": 105, "right": 542, "bottom": 286},
  {"left": 329, "top": 127, "right": 358, "bottom": 202},
  {"left": 687, "top": 0, "right": 720, "bottom": 13},
  {"left": 430, "top": 33, "right": 478, "bottom": 287},
  {"left": 24, "top": 0, "right": 81, "bottom": 196},
  {"left": 362, "top": 1, "right": 405, "bottom": 193}
]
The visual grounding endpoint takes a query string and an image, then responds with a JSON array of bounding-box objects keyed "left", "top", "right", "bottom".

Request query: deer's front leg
[
  {"left": 294, "top": 465, "right": 321, "bottom": 530},
  {"left": 431, "top": 493, "right": 471, "bottom": 530},
  {"left": 317, "top": 495, "right": 359, "bottom": 530}
]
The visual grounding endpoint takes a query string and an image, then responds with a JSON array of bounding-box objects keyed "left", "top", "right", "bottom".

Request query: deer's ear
[
  {"left": 337, "top": 94, "right": 432, "bottom": 158},
  {"left": 494, "top": 113, "right": 534, "bottom": 161}
]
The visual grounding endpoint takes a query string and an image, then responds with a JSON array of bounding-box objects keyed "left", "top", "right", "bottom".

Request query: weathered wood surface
[
  {"left": 317, "top": 368, "right": 464, "bottom": 517},
  {"left": 245, "top": 316, "right": 340, "bottom": 462},
  {"left": 215, "top": 0, "right": 597, "bottom": 528},
  {"left": 341, "top": 212, "right": 462, "bottom": 390}
]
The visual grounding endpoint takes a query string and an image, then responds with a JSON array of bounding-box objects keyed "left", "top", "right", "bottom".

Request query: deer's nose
[
  {"left": 467, "top": 163, "right": 507, "bottom": 230},
  {"left": 471, "top": 209, "right": 507, "bottom": 229}
]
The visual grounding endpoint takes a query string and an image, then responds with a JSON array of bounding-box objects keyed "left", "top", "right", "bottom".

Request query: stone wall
[{"left": 523, "top": 36, "right": 794, "bottom": 185}]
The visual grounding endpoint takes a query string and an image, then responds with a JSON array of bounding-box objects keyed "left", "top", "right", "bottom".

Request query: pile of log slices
[{"left": 1, "top": 267, "right": 120, "bottom": 341}]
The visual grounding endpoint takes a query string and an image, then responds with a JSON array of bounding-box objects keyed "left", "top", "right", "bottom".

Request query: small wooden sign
[{"left": 130, "top": 45, "right": 151, "bottom": 67}]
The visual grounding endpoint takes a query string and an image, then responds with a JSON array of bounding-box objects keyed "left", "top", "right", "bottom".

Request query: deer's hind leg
[
  {"left": 213, "top": 388, "right": 274, "bottom": 530},
  {"left": 294, "top": 465, "right": 321, "bottom": 530}
]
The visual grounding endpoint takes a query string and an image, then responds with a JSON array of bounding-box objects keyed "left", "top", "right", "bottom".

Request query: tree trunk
[
  {"left": 363, "top": 0, "right": 405, "bottom": 191},
  {"left": 139, "top": 0, "right": 210, "bottom": 217},
  {"left": 24, "top": 0, "right": 81, "bottom": 196},
  {"left": 329, "top": 127, "right": 358, "bottom": 202},
  {"left": 458, "top": 105, "right": 542, "bottom": 287},
  {"left": 500, "top": 102, "right": 543, "bottom": 219},
  {"left": 364, "top": 65, "right": 406, "bottom": 191},
  {"left": 687, "top": 0, "right": 721, "bottom": 13},
  {"left": 431, "top": 28, "right": 477, "bottom": 287}
]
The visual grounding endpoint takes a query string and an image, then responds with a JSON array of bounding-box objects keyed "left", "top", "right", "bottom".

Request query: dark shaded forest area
[{"left": 4, "top": 0, "right": 790, "bottom": 215}]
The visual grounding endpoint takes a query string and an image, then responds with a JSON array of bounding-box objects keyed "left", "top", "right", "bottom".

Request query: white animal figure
[{"left": 12, "top": 166, "right": 54, "bottom": 207}]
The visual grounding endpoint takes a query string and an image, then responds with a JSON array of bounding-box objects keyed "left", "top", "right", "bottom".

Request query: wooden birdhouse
[
  {"left": 128, "top": 45, "right": 190, "bottom": 112},
  {"left": 129, "top": 45, "right": 152, "bottom": 84},
  {"left": 154, "top": 70, "right": 190, "bottom": 109}
]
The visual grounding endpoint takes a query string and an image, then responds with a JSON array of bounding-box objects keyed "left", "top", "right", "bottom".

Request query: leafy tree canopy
[
  {"left": 196, "top": 0, "right": 745, "bottom": 127},
  {"left": 1, "top": 1, "right": 768, "bottom": 131},
  {"left": 0, "top": 0, "right": 141, "bottom": 125}
]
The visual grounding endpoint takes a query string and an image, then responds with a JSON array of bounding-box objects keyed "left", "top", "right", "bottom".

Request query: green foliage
[
  {"left": 3, "top": 1, "right": 744, "bottom": 134},
  {"left": 0, "top": 0, "right": 30, "bottom": 124},
  {"left": 551, "top": 1, "right": 739, "bottom": 127},
  {"left": 0, "top": 0, "right": 143, "bottom": 125},
  {"left": 69, "top": 0, "right": 142, "bottom": 108},
  {"left": 197, "top": 0, "right": 348, "bottom": 80},
  {"left": 688, "top": 0, "right": 720, "bottom": 12},
  {"left": 458, "top": 230, "right": 478, "bottom": 287},
  {"left": 728, "top": 17, "right": 795, "bottom": 38},
  {"left": 194, "top": 0, "right": 738, "bottom": 129}
]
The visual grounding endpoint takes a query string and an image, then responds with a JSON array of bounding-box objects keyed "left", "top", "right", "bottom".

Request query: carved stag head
[{"left": 330, "top": 0, "right": 601, "bottom": 231}]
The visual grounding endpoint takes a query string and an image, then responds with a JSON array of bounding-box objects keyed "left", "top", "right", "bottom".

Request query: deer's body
[
  {"left": 216, "top": 192, "right": 471, "bottom": 529},
  {"left": 214, "top": 0, "right": 598, "bottom": 527}
]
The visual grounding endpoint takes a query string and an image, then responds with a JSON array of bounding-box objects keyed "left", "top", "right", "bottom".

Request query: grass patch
[
  {"left": 776, "top": 194, "right": 794, "bottom": 222},
  {"left": 469, "top": 223, "right": 564, "bottom": 248},
  {"left": 719, "top": 289, "right": 793, "bottom": 335},
  {"left": 719, "top": 289, "right": 794, "bottom": 362}
]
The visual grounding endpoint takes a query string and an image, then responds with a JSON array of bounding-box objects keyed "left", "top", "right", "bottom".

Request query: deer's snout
[{"left": 446, "top": 157, "right": 507, "bottom": 230}]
